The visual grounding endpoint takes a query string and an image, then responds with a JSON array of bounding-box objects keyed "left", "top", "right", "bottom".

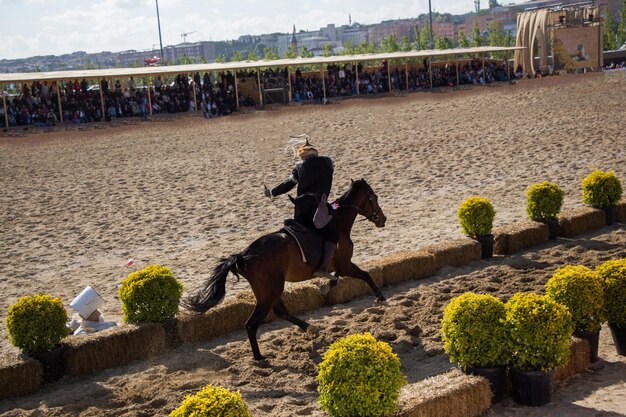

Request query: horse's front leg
[{"left": 338, "top": 263, "right": 385, "bottom": 302}]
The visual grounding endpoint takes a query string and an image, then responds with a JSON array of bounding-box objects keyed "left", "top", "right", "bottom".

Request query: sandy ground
[{"left": 1, "top": 71, "right": 625, "bottom": 415}]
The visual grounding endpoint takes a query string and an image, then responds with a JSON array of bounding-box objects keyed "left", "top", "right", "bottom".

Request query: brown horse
[{"left": 182, "top": 178, "right": 386, "bottom": 360}]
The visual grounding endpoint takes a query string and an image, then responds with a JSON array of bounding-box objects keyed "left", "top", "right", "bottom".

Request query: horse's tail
[{"left": 181, "top": 254, "right": 243, "bottom": 313}]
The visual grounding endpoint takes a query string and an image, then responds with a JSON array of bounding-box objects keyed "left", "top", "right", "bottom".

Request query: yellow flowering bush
[
  {"left": 505, "top": 292, "right": 573, "bottom": 372},
  {"left": 526, "top": 181, "right": 564, "bottom": 221},
  {"left": 457, "top": 197, "right": 495, "bottom": 237},
  {"left": 441, "top": 292, "right": 509, "bottom": 370},
  {"left": 317, "top": 333, "right": 406, "bottom": 417},
  {"left": 119, "top": 264, "right": 183, "bottom": 323},
  {"left": 169, "top": 385, "right": 251, "bottom": 417},
  {"left": 6, "top": 294, "right": 68, "bottom": 354},
  {"left": 581, "top": 170, "right": 623, "bottom": 207},
  {"left": 596, "top": 259, "right": 626, "bottom": 327},
  {"left": 545, "top": 265, "right": 605, "bottom": 332}
]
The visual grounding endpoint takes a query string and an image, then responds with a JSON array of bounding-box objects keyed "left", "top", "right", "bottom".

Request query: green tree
[
  {"left": 199, "top": 56, "right": 208, "bottom": 64},
  {"left": 263, "top": 47, "right": 279, "bottom": 60},
  {"left": 357, "top": 40, "right": 378, "bottom": 54},
  {"left": 247, "top": 49, "right": 258, "bottom": 61},
  {"left": 400, "top": 35, "right": 413, "bottom": 51},
  {"left": 420, "top": 21, "right": 432, "bottom": 49},
  {"left": 230, "top": 50, "right": 243, "bottom": 62},
  {"left": 341, "top": 40, "right": 357, "bottom": 55},
  {"left": 300, "top": 46, "right": 314, "bottom": 58},
  {"left": 434, "top": 36, "right": 452, "bottom": 49},
  {"left": 179, "top": 54, "right": 193, "bottom": 65},
  {"left": 618, "top": 0, "right": 626, "bottom": 47},
  {"left": 472, "top": 21, "right": 484, "bottom": 47},
  {"left": 84, "top": 60, "right": 94, "bottom": 70},
  {"left": 488, "top": 19, "right": 507, "bottom": 58},
  {"left": 283, "top": 45, "right": 297, "bottom": 59},
  {"left": 604, "top": 7, "right": 617, "bottom": 50},
  {"left": 215, "top": 55, "right": 225, "bottom": 63},
  {"left": 458, "top": 31, "right": 470, "bottom": 48},
  {"left": 381, "top": 34, "right": 400, "bottom": 52},
  {"left": 322, "top": 43, "right": 334, "bottom": 57}
]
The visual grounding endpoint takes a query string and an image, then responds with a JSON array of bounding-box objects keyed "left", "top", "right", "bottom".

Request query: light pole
[
  {"left": 155, "top": 0, "right": 164, "bottom": 59},
  {"left": 428, "top": 0, "right": 434, "bottom": 49}
]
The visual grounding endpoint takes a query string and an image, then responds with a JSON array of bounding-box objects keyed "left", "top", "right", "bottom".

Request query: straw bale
[
  {"left": 422, "top": 239, "right": 481, "bottom": 270},
  {"left": 175, "top": 296, "right": 255, "bottom": 343},
  {"left": 558, "top": 207, "right": 606, "bottom": 238},
  {"left": 395, "top": 369, "right": 491, "bottom": 417},
  {"left": 324, "top": 276, "right": 373, "bottom": 305},
  {"left": 555, "top": 337, "right": 590, "bottom": 382},
  {"left": 0, "top": 355, "right": 42, "bottom": 400},
  {"left": 364, "top": 251, "right": 437, "bottom": 287},
  {"left": 493, "top": 221, "right": 549, "bottom": 255},
  {"left": 62, "top": 323, "right": 166, "bottom": 376},
  {"left": 617, "top": 200, "right": 626, "bottom": 223},
  {"left": 279, "top": 282, "right": 325, "bottom": 315}
]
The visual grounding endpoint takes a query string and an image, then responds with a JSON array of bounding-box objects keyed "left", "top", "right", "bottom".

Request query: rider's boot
[{"left": 313, "top": 242, "right": 337, "bottom": 280}]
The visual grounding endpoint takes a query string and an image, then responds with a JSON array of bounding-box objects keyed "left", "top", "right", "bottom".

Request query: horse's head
[{"left": 350, "top": 178, "right": 386, "bottom": 227}]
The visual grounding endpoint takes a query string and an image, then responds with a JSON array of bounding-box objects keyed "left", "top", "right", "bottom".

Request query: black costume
[{"left": 270, "top": 155, "right": 339, "bottom": 244}]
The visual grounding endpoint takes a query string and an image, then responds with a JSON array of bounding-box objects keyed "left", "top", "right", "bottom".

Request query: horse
[{"left": 182, "top": 178, "right": 387, "bottom": 360}]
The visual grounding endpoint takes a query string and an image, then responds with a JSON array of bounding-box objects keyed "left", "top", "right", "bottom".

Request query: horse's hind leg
[
  {"left": 338, "top": 263, "right": 385, "bottom": 302},
  {"left": 245, "top": 301, "right": 273, "bottom": 361},
  {"left": 272, "top": 299, "right": 309, "bottom": 331}
]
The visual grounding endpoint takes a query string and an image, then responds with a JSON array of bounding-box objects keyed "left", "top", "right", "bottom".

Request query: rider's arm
[{"left": 269, "top": 168, "right": 299, "bottom": 197}]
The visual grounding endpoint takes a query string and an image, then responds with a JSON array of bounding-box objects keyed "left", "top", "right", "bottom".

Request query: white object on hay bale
[{"left": 70, "top": 286, "right": 105, "bottom": 319}]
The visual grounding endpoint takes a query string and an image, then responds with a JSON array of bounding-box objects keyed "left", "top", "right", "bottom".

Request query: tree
[
  {"left": 381, "top": 34, "right": 400, "bottom": 52},
  {"left": 230, "top": 50, "right": 243, "bottom": 62},
  {"left": 472, "top": 21, "right": 484, "bottom": 47},
  {"left": 247, "top": 49, "right": 258, "bottom": 61},
  {"left": 300, "top": 46, "right": 314, "bottom": 58},
  {"left": 400, "top": 35, "right": 413, "bottom": 52},
  {"left": 341, "top": 40, "right": 357, "bottom": 55},
  {"left": 84, "top": 60, "right": 95, "bottom": 70},
  {"left": 322, "top": 43, "right": 334, "bottom": 57},
  {"left": 488, "top": 19, "right": 507, "bottom": 58},
  {"left": 263, "top": 47, "right": 279, "bottom": 60},
  {"left": 604, "top": 7, "right": 617, "bottom": 50},
  {"left": 179, "top": 55, "right": 193, "bottom": 65},
  {"left": 420, "top": 21, "right": 432, "bottom": 50},
  {"left": 617, "top": 0, "right": 626, "bottom": 47},
  {"left": 434, "top": 36, "right": 452, "bottom": 50},
  {"left": 215, "top": 55, "right": 225, "bottom": 63},
  {"left": 283, "top": 45, "right": 297, "bottom": 59},
  {"left": 357, "top": 40, "right": 378, "bottom": 54},
  {"left": 458, "top": 31, "right": 470, "bottom": 48},
  {"left": 199, "top": 56, "right": 208, "bottom": 64}
]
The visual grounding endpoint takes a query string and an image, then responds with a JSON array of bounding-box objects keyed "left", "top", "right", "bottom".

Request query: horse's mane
[{"left": 335, "top": 178, "right": 369, "bottom": 205}]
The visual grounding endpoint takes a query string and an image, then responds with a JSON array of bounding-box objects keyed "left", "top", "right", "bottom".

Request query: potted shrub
[
  {"left": 505, "top": 292, "right": 573, "bottom": 406},
  {"left": 169, "top": 384, "right": 252, "bottom": 417},
  {"left": 596, "top": 259, "right": 626, "bottom": 355},
  {"left": 317, "top": 332, "right": 406, "bottom": 417},
  {"left": 441, "top": 292, "right": 509, "bottom": 403},
  {"left": 5, "top": 294, "right": 69, "bottom": 382},
  {"left": 119, "top": 264, "right": 184, "bottom": 323},
  {"left": 581, "top": 169, "right": 623, "bottom": 225},
  {"left": 545, "top": 265, "right": 604, "bottom": 362},
  {"left": 457, "top": 196, "right": 496, "bottom": 258},
  {"left": 526, "top": 181, "right": 564, "bottom": 240}
]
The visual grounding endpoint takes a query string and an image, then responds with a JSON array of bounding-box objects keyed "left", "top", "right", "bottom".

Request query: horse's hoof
[
  {"left": 375, "top": 295, "right": 387, "bottom": 304},
  {"left": 306, "top": 325, "right": 320, "bottom": 335},
  {"left": 320, "top": 283, "right": 331, "bottom": 296},
  {"left": 253, "top": 354, "right": 267, "bottom": 361}
]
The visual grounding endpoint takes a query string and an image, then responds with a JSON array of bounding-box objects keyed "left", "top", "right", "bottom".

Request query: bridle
[{"left": 336, "top": 187, "right": 382, "bottom": 224}]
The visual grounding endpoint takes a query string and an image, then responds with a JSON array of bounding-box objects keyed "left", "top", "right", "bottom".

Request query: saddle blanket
[{"left": 281, "top": 219, "right": 323, "bottom": 266}]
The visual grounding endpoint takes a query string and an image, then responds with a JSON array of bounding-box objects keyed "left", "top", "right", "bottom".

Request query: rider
[{"left": 265, "top": 138, "right": 338, "bottom": 280}]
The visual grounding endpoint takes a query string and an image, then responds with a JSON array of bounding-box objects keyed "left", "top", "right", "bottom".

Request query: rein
[{"left": 334, "top": 189, "right": 381, "bottom": 224}]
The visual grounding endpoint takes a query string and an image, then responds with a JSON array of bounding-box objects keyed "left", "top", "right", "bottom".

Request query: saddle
[{"left": 281, "top": 219, "right": 323, "bottom": 266}]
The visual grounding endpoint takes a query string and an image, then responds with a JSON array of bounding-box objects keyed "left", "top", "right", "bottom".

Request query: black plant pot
[
  {"left": 609, "top": 323, "right": 626, "bottom": 356},
  {"left": 510, "top": 368, "right": 553, "bottom": 407},
  {"left": 31, "top": 345, "right": 65, "bottom": 383},
  {"left": 465, "top": 365, "right": 506, "bottom": 404},
  {"left": 573, "top": 330, "right": 600, "bottom": 363},
  {"left": 602, "top": 205, "right": 617, "bottom": 225},
  {"left": 546, "top": 218, "right": 559, "bottom": 240},
  {"left": 475, "top": 234, "right": 494, "bottom": 259}
]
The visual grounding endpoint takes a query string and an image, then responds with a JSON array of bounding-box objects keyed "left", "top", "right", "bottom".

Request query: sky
[{"left": 0, "top": 0, "right": 494, "bottom": 60}]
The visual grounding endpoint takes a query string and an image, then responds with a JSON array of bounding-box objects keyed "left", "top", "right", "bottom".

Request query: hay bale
[
  {"left": 0, "top": 355, "right": 42, "bottom": 400},
  {"left": 364, "top": 251, "right": 437, "bottom": 287},
  {"left": 555, "top": 337, "right": 590, "bottom": 382},
  {"left": 617, "top": 200, "right": 626, "bottom": 223},
  {"left": 324, "top": 277, "right": 373, "bottom": 305},
  {"left": 62, "top": 323, "right": 167, "bottom": 376},
  {"left": 558, "top": 207, "right": 606, "bottom": 238},
  {"left": 423, "top": 239, "right": 481, "bottom": 270},
  {"left": 175, "top": 296, "right": 255, "bottom": 344},
  {"left": 280, "top": 282, "right": 325, "bottom": 315},
  {"left": 493, "top": 221, "right": 549, "bottom": 255},
  {"left": 396, "top": 369, "right": 491, "bottom": 417}
]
